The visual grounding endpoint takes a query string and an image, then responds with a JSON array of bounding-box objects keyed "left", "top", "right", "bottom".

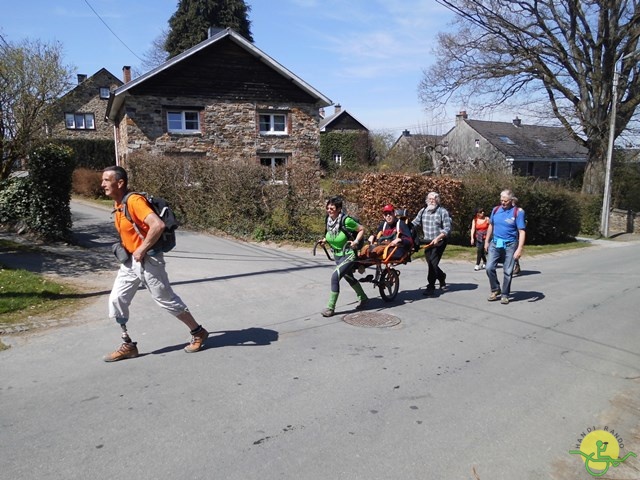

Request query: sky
[{"left": 2, "top": 0, "right": 469, "bottom": 138}]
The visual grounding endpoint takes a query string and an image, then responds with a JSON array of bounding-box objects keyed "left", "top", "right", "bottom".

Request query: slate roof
[
  {"left": 391, "top": 132, "right": 442, "bottom": 151},
  {"left": 466, "top": 119, "right": 587, "bottom": 161},
  {"left": 319, "top": 109, "right": 368, "bottom": 132}
]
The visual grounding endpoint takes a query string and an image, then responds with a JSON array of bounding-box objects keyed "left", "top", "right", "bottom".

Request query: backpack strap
[{"left": 121, "top": 192, "right": 147, "bottom": 241}]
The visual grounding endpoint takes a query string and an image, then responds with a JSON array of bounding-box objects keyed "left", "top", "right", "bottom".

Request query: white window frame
[
  {"left": 167, "top": 110, "right": 201, "bottom": 134},
  {"left": 260, "top": 156, "right": 288, "bottom": 184},
  {"left": 99, "top": 87, "right": 110, "bottom": 99},
  {"left": 259, "top": 113, "right": 288, "bottom": 135},
  {"left": 333, "top": 152, "right": 342, "bottom": 166},
  {"left": 65, "top": 112, "right": 95, "bottom": 130}
]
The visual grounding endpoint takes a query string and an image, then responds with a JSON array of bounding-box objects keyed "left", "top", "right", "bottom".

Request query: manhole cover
[{"left": 342, "top": 312, "right": 401, "bottom": 328}]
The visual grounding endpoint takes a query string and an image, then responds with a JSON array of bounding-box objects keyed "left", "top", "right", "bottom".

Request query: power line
[{"left": 82, "top": 0, "right": 143, "bottom": 62}]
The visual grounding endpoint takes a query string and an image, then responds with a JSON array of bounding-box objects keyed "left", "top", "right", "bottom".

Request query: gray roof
[
  {"left": 319, "top": 109, "right": 368, "bottom": 131},
  {"left": 466, "top": 119, "right": 588, "bottom": 161}
]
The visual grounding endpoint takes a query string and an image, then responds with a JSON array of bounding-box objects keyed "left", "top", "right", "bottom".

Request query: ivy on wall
[{"left": 319, "top": 131, "right": 370, "bottom": 171}]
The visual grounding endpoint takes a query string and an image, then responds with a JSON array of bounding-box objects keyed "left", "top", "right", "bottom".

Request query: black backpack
[{"left": 122, "top": 192, "right": 178, "bottom": 253}]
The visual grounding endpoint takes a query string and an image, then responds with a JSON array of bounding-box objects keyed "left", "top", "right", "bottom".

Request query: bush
[
  {"left": 72, "top": 168, "right": 105, "bottom": 198},
  {"left": 55, "top": 139, "right": 115, "bottom": 170},
  {"left": 0, "top": 144, "right": 75, "bottom": 240}
]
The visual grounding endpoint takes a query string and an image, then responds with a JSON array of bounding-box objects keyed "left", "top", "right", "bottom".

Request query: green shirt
[{"left": 325, "top": 215, "right": 359, "bottom": 256}]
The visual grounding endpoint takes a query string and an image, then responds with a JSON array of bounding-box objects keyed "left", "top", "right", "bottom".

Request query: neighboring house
[
  {"left": 319, "top": 104, "right": 369, "bottom": 167},
  {"left": 105, "top": 28, "right": 331, "bottom": 183},
  {"left": 387, "top": 129, "right": 443, "bottom": 173},
  {"left": 439, "top": 111, "right": 588, "bottom": 180},
  {"left": 49, "top": 68, "right": 123, "bottom": 141}
]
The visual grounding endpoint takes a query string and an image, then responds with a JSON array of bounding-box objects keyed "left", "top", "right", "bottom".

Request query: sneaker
[
  {"left": 423, "top": 286, "right": 436, "bottom": 296},
  {"left": 474, "top": 265, "right": 480, "bottom": 271},
  {"left": 481, "top": 263, "right": 486, "bottom": 269},
  {"left": 355, "top": 298, "right": 368, "bottom": 310},
  {"left": 487, "top": 290, "right": 501, "bottom": 301},
  {"left": 501, "top": 296, "right": 510, "bottom": 305},
  {"left": 321, "top": 308, "right": 335, "bottom": 317},
  {"left": 185, "top": 327, "right": 209, "bottom": 353},
  {"left": 439, "top": 273, "right": 447, "bottom": 290},
  {"left": 103, "top": 342, "right": 138, "bottom": 362}
]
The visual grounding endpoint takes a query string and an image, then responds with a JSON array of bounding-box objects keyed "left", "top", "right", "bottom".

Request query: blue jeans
[{"left": 486, "top": 241, "right": 518, "bottom": 296}]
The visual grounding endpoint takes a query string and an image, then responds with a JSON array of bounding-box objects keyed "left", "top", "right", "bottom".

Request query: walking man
[
  {"left": 484, "top": 189, "right": 526, "bottom": 305},
  {"left": 101, "top": 166, "right": 208, "bottom": 361},
  {"left": 412, "top": 192, "right": 452, "bottom": 296}
]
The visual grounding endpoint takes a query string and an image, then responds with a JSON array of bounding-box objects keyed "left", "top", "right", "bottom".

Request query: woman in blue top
[{"left": 318, "top": 197, "right": 368, "bottom": 317}]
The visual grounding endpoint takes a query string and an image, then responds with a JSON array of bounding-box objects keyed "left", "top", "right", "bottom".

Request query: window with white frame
[
  {"left": 260, "top": 156, "right": 288, "bottom": 183},
  {"left": 167, "top": 110, "right": 201, "bottom": 133},
  {"left": 333, "top": 152, "right": 342, "bottom": 166},
  {"left": 259, "top": 113, "right": 287, "bottom": 135},
  {"left": 65, "top": 113, "right": 95, "bottom": 130},
  {"left": 548, "top": 161, "right": 558, "bottom": 178},
  {"left": 99, "top": 87, "right": 110, "bottom": 99}
]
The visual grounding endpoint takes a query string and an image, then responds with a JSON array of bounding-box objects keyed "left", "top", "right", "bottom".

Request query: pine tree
[{"left": 165, "top": 0, "right": 253, "bottom": 58}]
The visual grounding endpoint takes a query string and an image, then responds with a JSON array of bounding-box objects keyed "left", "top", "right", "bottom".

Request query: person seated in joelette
[{"left": 362, "top": 204, "right": 413, "bottom": 261}]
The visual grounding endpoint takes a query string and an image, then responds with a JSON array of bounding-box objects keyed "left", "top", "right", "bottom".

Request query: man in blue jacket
[{"left": 484, "top": 189, "right": 526, "bottom": 305}]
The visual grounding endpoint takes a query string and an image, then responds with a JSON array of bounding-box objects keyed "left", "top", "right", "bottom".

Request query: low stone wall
[{"left": 609, "top": 208, "right": 639, "bottom": 234}]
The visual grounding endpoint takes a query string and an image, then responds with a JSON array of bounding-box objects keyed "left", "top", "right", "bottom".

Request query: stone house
[
  {"left": 387, "top": 130, "right": 443, "bottom": 173},
  {"left": 105, "top": 28, "right": 331, "bottom": 183},
  {"left": 319, "top": 104, "right": 369, "bottom": 167},
  {"left": 49, "top": 68, "right": 123, "bottom": 141},
  {"left": 438, "top": 112, "right": 588, "bottom": 180}
]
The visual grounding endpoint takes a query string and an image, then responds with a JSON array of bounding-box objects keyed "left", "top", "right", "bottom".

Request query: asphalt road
[{"left": 1, "top": 200, "right": 639, "bottom": 480}]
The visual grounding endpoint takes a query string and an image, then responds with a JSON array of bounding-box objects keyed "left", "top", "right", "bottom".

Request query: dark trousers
[{"left": 425, "top": 239, "right": 447, "bottom": 287}]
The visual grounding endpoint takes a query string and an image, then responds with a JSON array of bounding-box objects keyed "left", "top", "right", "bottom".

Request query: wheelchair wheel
[{"left": 379, "top": 268, "right": 400, "bottom": 301}]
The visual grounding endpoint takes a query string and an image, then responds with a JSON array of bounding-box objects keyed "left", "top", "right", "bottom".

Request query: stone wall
[
  {"left": 609, "top": 208, "right": 639, "bottom": 234},
  {"left": 116, "top": 96, "right": 320, "bottom": 168}
]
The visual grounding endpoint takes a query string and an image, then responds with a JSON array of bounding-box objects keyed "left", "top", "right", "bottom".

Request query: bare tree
[
  {"left": 0, "top": 37, "right": 73, "bottom": 180},
  {"left": 419, "top": 0, "right": 640, "bottom": 195},
  {"left": 139, "top": 29, "right": 169, "bottom": 73}
]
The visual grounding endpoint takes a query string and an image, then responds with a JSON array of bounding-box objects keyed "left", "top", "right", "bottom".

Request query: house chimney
[
  {"left": 512, "top": 116, "right": 522, "bottom": 127},
  {"left": 334, "top": 104, "right": 342, "bottom": 115},
  {"left": 208, "top": 26, "right": 224, "bottom": 38},
  {"left": 402, "top": 129, "right": 411, "bottom": 136},
  {"left": 77, "top": 74, "right": 87, "bottom": 84},
  {"left": 455, "top": 110, "right": 468, "bottom": 125},
  {"left": 122, "top": 66, "right": 131, "bottom": 84}
]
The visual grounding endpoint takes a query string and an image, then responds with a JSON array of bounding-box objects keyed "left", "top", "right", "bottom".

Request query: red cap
[{"left": 382, "top": 204, "right": 395, "bottom": 213}]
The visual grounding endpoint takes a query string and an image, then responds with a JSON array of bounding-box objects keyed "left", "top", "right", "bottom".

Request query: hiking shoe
[
  {"left": 103, "top": 342, "right": 138, "bottom": 362},
  {"left": 501, "top": 296, "right": 510, "bottom": 305},
  {"left": 185, "top": 328, "right": 209, "bottom": 353},
  {"left": 321, "top": 308, "right": 335, "bottom": 317},
  {"left": 474, "top": 265, "right": 480, "bottom": 271},
  {"left": 487, "top": 290, "right": 501, "bottom": 302},
  {"left": 439, "top": 273, "right": 447, "bottom": 290},
  {"left": 355, "top": 298, "right": 369, "bottom": 310},
  {"left": 423, "top": 286, "right": 436, "bottom": 296}
]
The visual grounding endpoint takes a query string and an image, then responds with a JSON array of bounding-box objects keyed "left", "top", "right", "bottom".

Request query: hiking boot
[
  {"left": 355, "top": 298, "right": 368, "bottom": 310},
  {"left": 321, "top": 308, "right": 335, "bottom": 317},
  {"left": 423, "top": 285, "right": 436, "bottom": 296},
  {"left": 439, "top": 273, "right": 447, "bottom": 290},
  {"left": 487, "top": 290, "right": 501, "bottom": 302},
  {"left": 185, "top": 328, "right": 209, "bottom": 353},
  {"left": 501, "top": 296, "right": 510, "bottom": 305},
  {"left": 103, "top": 342, "right": 138, "bottom": 362}
]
